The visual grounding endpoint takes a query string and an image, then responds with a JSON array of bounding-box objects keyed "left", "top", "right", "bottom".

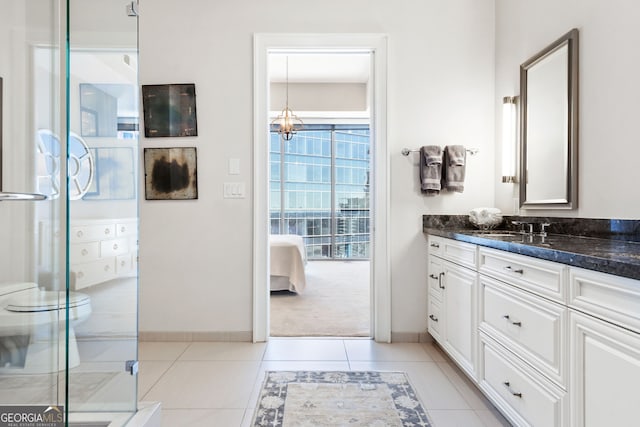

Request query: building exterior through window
[{"left": 270, "top": 125, "right": 370, "bottom": 259}]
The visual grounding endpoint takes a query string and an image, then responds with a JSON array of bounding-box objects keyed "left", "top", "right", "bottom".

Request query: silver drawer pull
[
  {"left": 104, "top": 228, "right": 111, "bottom": 235},
  {"left": 438, "top": 272, "right": 445, "bottom": 289},
  {"left": 430, "top": 243, "right": 440, "bottom": 248},
  {"left": 503, "top": 381, "right": 522, "bottom": 398},
  {"left": 502, "top": 315, "right": 522, "bottom": 327},
  {"left": 81, "top": 249, "right": 88, "bottom": 256},
  {"left": 429, "top": 314, "right": 439, "bottom": 322},
  {"left": 113, "top": 244, "right": 119, "bottom": 250},
  {"left": 104, "top": 265, "right": 111, "bottom": 271},
  {"left": 429, "top": 274, "right": 439, "bottom": 280},
  {"left": 504, "top": 265, "right": 524, "bottom": 274}
]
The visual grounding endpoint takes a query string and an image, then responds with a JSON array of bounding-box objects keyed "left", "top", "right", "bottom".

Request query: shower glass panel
[
  {"left": 0, "top": 0, "right": 139, "bottom": 425},
  {"left": 67, "top": 0, "right": 139, "bottom": 423},
  {"left": 0, "top": 0, "right": 66, "bottom": 414}
]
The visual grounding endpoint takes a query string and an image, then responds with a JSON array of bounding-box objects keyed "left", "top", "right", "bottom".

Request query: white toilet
[{"left": 0, "top": 282, "right": 91, "bottom": 374}]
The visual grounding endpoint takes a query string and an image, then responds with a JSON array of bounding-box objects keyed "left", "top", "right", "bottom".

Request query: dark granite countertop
[{"left": 422, "top": 216, "right": 640, "bottom": 281}]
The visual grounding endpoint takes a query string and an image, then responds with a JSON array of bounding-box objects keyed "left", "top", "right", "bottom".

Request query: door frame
[{"left": 252, "top": 33, "right": 390, "bottom": 342}]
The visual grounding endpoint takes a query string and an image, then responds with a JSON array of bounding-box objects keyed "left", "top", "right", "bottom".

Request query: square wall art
[
  {"left": 144, "top": 147, "right": 198, "bottom": 200},
  {"left": 141, "top": 83, "right": 197, "bottom": 137}
]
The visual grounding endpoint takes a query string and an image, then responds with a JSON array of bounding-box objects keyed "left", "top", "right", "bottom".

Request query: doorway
[{"left": 253, "top": 34, "right": 389, "bottom": 342}]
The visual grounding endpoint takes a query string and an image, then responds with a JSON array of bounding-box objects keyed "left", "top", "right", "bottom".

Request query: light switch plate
[
  {"left": 229, "top": 158, "right": 240, "bottom": 175},
  {"left": 223, "top": 182, "right": 245, "bottom": 198}
]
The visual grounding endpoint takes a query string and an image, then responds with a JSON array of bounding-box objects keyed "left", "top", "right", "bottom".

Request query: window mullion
[
  {"left": 280, "top": 137, "right": 285, "bottom": 235},
  {"left": 330, "top": 126, "right": 336, "bottom": 259}
]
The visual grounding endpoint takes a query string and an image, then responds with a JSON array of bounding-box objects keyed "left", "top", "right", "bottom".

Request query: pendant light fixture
[{"left": 272, "top": 56, "right": 303, "bottom": 141}]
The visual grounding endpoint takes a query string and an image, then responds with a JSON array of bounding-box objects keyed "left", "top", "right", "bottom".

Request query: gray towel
[
  {"left": 419, "top": 146, "right": 442, "bottom": 196},
  {"left": 442, "top": 145, "right": 466, "bottom": 192}
]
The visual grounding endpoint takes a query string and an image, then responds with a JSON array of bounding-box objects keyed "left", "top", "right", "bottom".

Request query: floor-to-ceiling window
[{"left": 270, "top": 125, "right": 370, "bottom": 259}]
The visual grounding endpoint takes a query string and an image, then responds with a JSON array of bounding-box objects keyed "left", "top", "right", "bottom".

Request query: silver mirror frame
[
  {"left": 520, "top": 28, "right": 579, "bottom": 209},
  {"left": 0, "top": 76, "right": 3, "bottom": 190}
]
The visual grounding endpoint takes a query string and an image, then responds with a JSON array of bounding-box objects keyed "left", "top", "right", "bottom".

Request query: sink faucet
[
  {"left": 511, "top": 221, "right": 533, "bottom": 234},
  {"left": 538, "top": 222, "right": 551, "bottom": 237}
]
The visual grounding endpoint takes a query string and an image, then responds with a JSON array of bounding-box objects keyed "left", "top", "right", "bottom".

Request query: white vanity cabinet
[
  {"left": 477, "top": 247, "right": 569, "bottom": 426},
  {"left": 427, "top": 235, "right": 478, "bottom": 380},
  {"left": 568, "top": 267, "right": 640, "bottom": 427},
  {"left": 69, "top": 218, "right": 138, "bottom": 290},
  {"left": 427, "top": 235, "right": 640, "bottom": 427}
]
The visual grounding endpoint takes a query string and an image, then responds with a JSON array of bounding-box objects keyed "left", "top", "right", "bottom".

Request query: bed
[{"left": 270, "top": 234, "right": 307, "bottom": 293}]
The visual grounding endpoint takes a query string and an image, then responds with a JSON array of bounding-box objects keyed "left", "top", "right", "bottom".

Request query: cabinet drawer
[
  {"left": 569, "top": 267, "right": 640, "bottom": 334},
  {"left": 116, "top": 221, "right": 138, "bottom": 237},
  {"left": 69, "top": 242, "right": 100, "bottom": 263},
  {"left": 70, "top": 224, "right": 116, "bottom": 242},
  {"left": 479, "top": 247, "right": 566, "bottom": 303},
  {"left": 441, "top": 238, "right": 477, "bottom": 269},
  {"left": 427, "top": 235, "right": 443, "bottom": 256},
  {"left": 116, "top": 254, "right": 136, "bottom": 276},
  {"left": 480, "top": 275, "right": 567, "bottom": 386},
  {"left": 479, "top": 333, "right": 566, "bottom": 427},
  {"left": 71, "top": 258, "right": 117, "bottom": 290},
  {"left": 100, "top": 238, "right": 129, "bottom": 257},
  {"left": 428, "top": 298, "right": 443, "bottom": 343}
]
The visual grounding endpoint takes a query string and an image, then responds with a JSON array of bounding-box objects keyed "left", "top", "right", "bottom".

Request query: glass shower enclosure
[{"left": 0, "top": 0, "right": 140, "bottom": 425}]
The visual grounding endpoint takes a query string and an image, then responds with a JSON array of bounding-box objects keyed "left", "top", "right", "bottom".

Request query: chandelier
[{"left": 272, "top": 57, "right": 303, "bottom": 141}]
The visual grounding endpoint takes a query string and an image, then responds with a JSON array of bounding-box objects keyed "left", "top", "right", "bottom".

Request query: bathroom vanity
[{"left": 424, "top": 217, "right": 640, "bottom": 427}]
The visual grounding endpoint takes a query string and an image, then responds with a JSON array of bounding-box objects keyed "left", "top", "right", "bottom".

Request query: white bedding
[{"left": 270, "top": 234, "right": 307, "bottom": 293}]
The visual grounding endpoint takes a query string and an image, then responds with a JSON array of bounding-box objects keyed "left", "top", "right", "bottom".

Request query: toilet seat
[{"left": 5, "top": 291, "right": 90, "bottom": 313}]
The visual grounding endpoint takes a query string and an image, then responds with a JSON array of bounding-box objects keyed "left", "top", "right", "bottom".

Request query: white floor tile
[
  {"left": 436, "top": 361, "right": 494, "bottom": 410},
  {"left": 161, "top": 408, "right": 245, "bottom": 427},
  {"left": 262, "top": 339, "right": 347, "bottom": 361},
  {"left": 143, "top": 361, "right": 260, "bottom": 409},
  {"left": 179, "top": 342, "right": 266, "bottom": 361},
  {"left": 427, "top": 409, "right": 487, "bottom": 427},
  {"left": 74, "top": 338, "right": 512, "bottom": 425},
  {"left": 77, "top": 339, "right": 137, "bottom": 362},
  {"left": 345, "top": 339, "right": 433, "bottom": 361},
  {"left": 138, "top": 360, "right": 173, "bottom": 399},
  {"left": 421, "top": 341, "right": 449, "bottom": 362},
  {"left": 138, "top": 342, "right": 189, "bottom": 361},
  {"left": 475, "top": 409, "right": 513, "bottom": 427}
]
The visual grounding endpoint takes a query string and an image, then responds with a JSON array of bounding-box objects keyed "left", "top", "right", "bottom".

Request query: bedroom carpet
[
  {"left": 251, "top": 371, "right": 433, "bottom": 427},
  {"left": 270, "top": 260, "right": 370, "bottom": 337}
]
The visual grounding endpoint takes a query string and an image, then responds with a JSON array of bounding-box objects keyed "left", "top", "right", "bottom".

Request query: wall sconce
[{"left": 502, "top": 95, "right": 518, "bottom": 183}]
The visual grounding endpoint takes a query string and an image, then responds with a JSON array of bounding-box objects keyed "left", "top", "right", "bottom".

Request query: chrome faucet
[
  {"left": 538, "top": 222, "right": 551, "bottom": 237},
  {"left": 511, "top": 221, "right": 533, "bottom": 234}
]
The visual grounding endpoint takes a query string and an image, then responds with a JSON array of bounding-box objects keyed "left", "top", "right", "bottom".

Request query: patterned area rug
[{"left": 252, "top": 371, "right": 433, "bottom": 427}]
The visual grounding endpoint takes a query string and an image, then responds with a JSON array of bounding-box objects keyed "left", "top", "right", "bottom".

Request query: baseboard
[
  {"left": 139, "top": 331, "right": 252, "bottom": 342},
  {"left": 391, "top": 331, "right": 433, "bottom": 343}
]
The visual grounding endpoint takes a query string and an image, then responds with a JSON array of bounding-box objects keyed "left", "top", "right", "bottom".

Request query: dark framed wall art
[
  {"left": 141, "top": 83, "right": 198, "bottom": 137},
  {"left": 144, "top": 147, "right": 198, "bottom": 200}
]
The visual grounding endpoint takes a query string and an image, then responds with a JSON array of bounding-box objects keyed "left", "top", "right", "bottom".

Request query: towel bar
[{"left": 401, "top": 147, "right": 479, "bottom": 156}]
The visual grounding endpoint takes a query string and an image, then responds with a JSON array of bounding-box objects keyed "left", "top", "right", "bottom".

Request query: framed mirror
[{"left": 520, "top": 28, "right": 578, "bottom": 209}]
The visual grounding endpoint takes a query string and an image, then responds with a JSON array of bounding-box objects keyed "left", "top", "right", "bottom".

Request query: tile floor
[{"left": 138, "top": 338, "right": 512, "bottom": 427}]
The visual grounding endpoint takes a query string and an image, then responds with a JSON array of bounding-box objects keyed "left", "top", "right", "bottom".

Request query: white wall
[
  {"left": 138, "top": 0, "right": 496, "bottom": 336},
  {"left": 494, "top": 0, "right": 640, "bottom": 219},
  {"left": 270, "top": 82, "right": 367, "bottom": 112}
]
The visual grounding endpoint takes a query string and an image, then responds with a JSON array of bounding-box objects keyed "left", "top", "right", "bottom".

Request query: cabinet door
[
  {"left": 443, "top": 259, "right": 478, "bottom": 379},
  {"left": 428, "top": 256, "right": 445, "bottom": 302},
  {"left": 570, "top": 310, "right": 640, "bottom": 427}
]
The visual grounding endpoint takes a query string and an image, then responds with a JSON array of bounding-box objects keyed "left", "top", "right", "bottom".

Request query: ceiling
[{"left": 268, "top": 52, "right": 371, "bottom": 84}]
